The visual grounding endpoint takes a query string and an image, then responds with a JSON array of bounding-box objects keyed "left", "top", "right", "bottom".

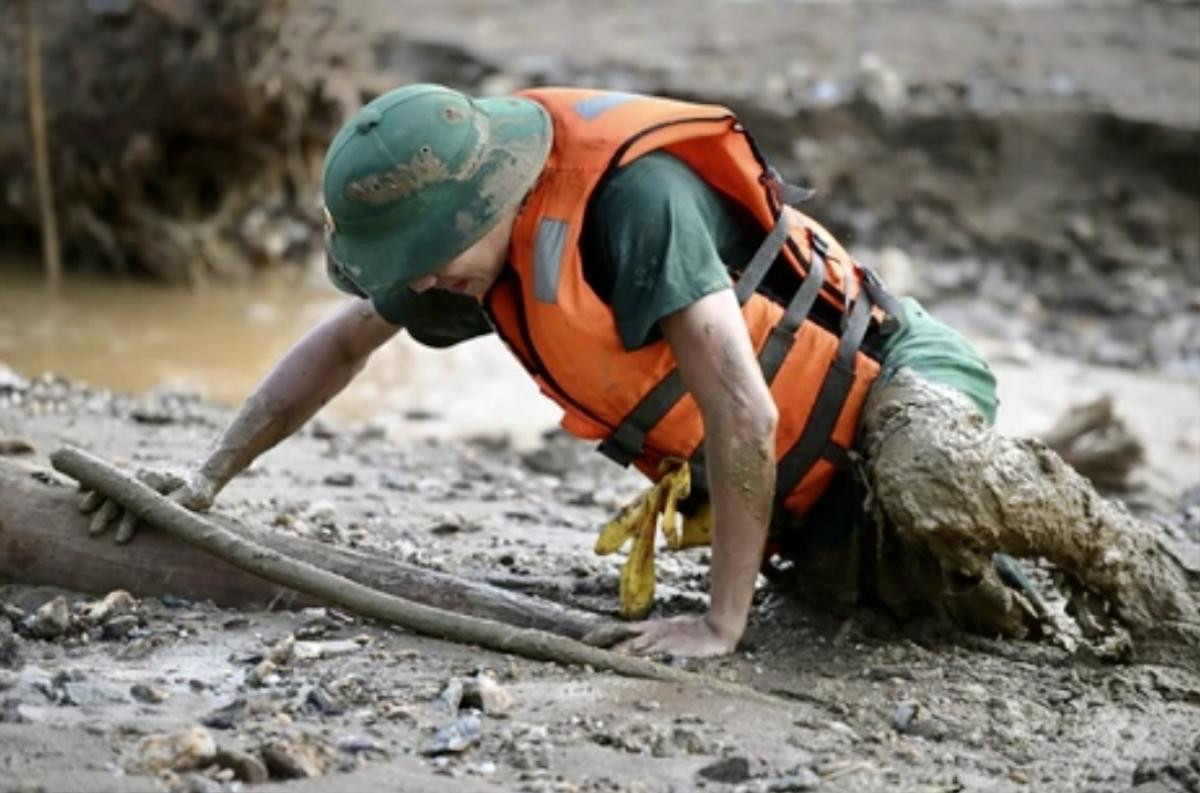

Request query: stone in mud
[
  {"left": 0, "top": 437, "right": 35, "bottom": 455},
  {"left": 428, "top": 512, "right": 481, "bottom": 535},
  {"left": 130, "top": 683, "right": 169, "bottom": 704},
  {"left": 425, "top": 712, "right": 482, "bottom": 755},
  {"left": 461, "top": 672, "right": 515, "bottom": 716},
  {"left": 758, "top": 768, "right": 823, "bottom": 791},
  {"left": 323, "top": 471, "right": 356, "bottom": 487},
  {"left": 437, "top": 678, "right": 464, "bottom": 714},
  {"left": 131, "top": 726, "right": 218, "bottom": 773},
  {"left": 83, "top": 590, "right": 136, "bottom": 624},
  {"left": 261, "top": 734, "right": 329, "bottom": 779},
  {"left": 305, "top": 685, "right": 346, "bottom": 717},
  {"left": 201, "top": 698, "right": 247, "bottom": 730},
  {"left": 25, "top": 597, "right": 71, "bottom": 639},
  {"left": 213, "top": 746, "right": 269, "bottom": 784},
  {"left": 0, "top": 697, "right": 28, "bottom": 724},
  {"left": 293, "top": 638, "right": 362, "bottom": 661},
  {"left": 102, "top": 614, "right": 140, "bottom": 639},
  {"left": 698, "top": 755, "right": 752, "bottom": 783},
  {"left": 0, "top": 619, "right": 22, "bottom": 669}
]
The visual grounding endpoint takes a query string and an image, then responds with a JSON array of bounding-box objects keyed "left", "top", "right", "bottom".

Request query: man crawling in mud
[{"left": 79, "top": 85, "right": 1198, "bottom": 657}]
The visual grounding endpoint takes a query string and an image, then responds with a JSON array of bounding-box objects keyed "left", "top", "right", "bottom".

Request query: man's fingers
[
  {"left": 88, "top": 499, "right": 120, "bottom": 536},
  {"left": 113, "top": 512, "right": 139, "bottom": 544},
  {"left": 77, "top": 489, "right": 104, "bottom": 514}
]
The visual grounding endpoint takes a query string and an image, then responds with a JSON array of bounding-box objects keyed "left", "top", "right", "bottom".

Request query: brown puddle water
[{"left": 0, "top": 258, "right": 559, "bottom": 443}]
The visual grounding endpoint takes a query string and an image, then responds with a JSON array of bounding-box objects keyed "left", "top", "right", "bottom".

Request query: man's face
[{"left": 406, "top": 208, "right": 515, "bottom": 298}]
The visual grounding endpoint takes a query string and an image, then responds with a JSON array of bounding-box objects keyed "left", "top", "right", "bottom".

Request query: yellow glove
[{"left": 594, "top": 458, "right": 715, "bottom": 619}]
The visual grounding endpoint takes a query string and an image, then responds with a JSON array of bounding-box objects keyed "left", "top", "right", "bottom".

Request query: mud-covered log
[
  {"left": 0, "top": 458, "right": 608, "bottom": 640},
  {"left": 0, "top": 0, "right": 366, "bottom": 283}
]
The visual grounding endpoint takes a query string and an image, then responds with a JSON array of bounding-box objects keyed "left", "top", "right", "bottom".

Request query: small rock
[
  {"left": 425, "top": 713, "right": 482, "bottom": 755},
  {"left": 213, "top": 747, "right": 269, "bottom": 784},
  {"left": 0, "top": 697, "right": 28, "bottom": 723},
  {"left": 26, "top": 597, "right": 71, "bottom": 639},
  {"left": 247, "top": 659, "right": 278, "bottom": 688},
  {"left": 336, "top": 734, "right": 384, "bottom": 754},
  {"left": 461, "top": 672, "right": 515, "bottom": 716},
  {"left": 293, "top": 639, "right": 362, "bottom": 661},
  {"left": 84, "top": 590, "right": 136, "bottom": 624},
  {"left": 0, "top": 437, "right": 35, "bottom": 455},
  {"left": 306, "top": 686, "right": 346, "bottom": 717},
  {"left": 130, "top": 683, "right": 169, "bottom": 704},
  {"left": 102, "top": 614, "right": 140, "bottom": 640},
  {"left": 428, "top": 512, "right": 480, "bottom": 535},
  {"left": 201, "top": 698, "right": 247, "bottom": 730},
  {"left": 0, "top": 620, "right": 21, "bottom": 669},
  {"left": 0, "top": 670, "right": 18, "bottom": 691},
  {"left": 893, "top": 700, "right": 920, "bottom": 732},
  {"left": 437, "top": 678, "right": 464, "bottom": 714},
  {"left": 761, "top": 767, "right": 822, "bottom": 791},
  {"left": 261, "top": 735, "right": 328, "bottom": 779},
  {"left": 698, "top": 756, "right": 751, "bottom": 783},
  {"left": 323, "top": 472, "right": 356, "bottom": 487},
  {"left": 132, "top": 726, "right": 217, "bottom": 773}
]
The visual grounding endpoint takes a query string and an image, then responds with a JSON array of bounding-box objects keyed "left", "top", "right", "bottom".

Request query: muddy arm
[{"left": 197, "top": 298, "right": 401, "bottom": 494}]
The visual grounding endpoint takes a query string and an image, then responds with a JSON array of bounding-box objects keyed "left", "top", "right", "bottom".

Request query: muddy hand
[
  {"left": 614, "top": 614, "right": 737, "bottom": 658},
  {"left": 77, "top": 468, "right": 216, "bottom": 543}
]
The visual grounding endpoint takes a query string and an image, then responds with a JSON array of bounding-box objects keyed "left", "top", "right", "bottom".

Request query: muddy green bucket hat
[{"left": 322, "top": 84, "right": 551, "bottom": 299}]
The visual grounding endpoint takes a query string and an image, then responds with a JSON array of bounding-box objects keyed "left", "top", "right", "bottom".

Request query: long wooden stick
[
  {"left": 51, "top": 447, "right": 784, "bottom": 703},
  {"left": 0, "top": 459, "right": 610, "bottom": 638},
  {"left": 19, "top": 0, "right": 62, "bottom": 293}
]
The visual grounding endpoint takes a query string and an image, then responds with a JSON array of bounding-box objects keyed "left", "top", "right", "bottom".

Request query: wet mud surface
[{"left": 1, "top": 374, "right": 1199, "bottom": 793}]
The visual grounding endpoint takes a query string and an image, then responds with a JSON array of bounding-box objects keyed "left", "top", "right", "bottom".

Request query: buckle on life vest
[
  {"left": 764, "top": 165, "right": 816, "bottom": 207},
  {"left": 859, "top": 265, "right": 905, "bottom": 335}
]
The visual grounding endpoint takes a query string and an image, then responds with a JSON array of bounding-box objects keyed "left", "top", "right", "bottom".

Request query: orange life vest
[{"left": 483, "top": 88, "right": 900, "bottom": 517}]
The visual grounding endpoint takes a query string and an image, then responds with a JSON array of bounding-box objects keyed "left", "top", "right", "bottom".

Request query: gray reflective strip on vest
[
  {"left": 533, "top": 218, "right": 570, "bottom": 304},
  {"left": 573, "top": 92, "right": 639, "bottom": 120}
]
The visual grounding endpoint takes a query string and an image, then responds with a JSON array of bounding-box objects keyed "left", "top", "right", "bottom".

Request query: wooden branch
[
  {"left": 50, "top": 447, "right": 784, "bottom": 701},
  {"left": 0, "top": 459, "right": 607, "bottom": 639},
  {"left": 19, "top": 0, "right": 61, "bottom": 293}
]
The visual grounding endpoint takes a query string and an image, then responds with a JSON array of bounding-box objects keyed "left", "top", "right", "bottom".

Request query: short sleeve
[{"left": 582, "top": 153, "right": 762, "bottom": 350}]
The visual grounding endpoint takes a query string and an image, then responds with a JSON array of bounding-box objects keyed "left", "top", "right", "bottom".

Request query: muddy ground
[
  {"left": 1, "top": 373, "right": 1198, "bottom": 793},
  {"left": 1, "top": 0, "right": 1199, "bottom": 791}
]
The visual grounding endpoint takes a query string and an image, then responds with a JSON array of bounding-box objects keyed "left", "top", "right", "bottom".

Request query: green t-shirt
[{"left": 372, "top": 152, "right": 752, "bottom": 350}]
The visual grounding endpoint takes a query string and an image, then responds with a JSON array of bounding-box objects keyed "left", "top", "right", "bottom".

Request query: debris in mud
[
  {"left": 260, "top": 733, "right": 330, "bottom": 779},
  {"left": 698, "top": 755, "right": 752, "bottom": 783},
  {"left": 461, "top": 671, "right": 516, "bottom": 716},
  {"left": 425, "top": 712, "right": 483, "bottom": 755},
  {"left": 0, "top": 437, "right": 35, "bottom": 455},
  {"left": 129, "top": 725, "right": 218, "bottom": 774},
  {"left": 1041, "top": 396, "right": 1145, "bottom": 493},
  {"left": 23, "top": 596, "right": 70, "bottom": 639},
  {"left": 212, "top": 746, "right": 270, "bottom": 784}
]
